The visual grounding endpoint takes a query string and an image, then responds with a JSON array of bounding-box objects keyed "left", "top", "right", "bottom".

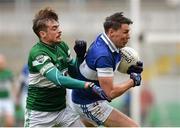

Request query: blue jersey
[
  {"left": 72, "top": 33, "right": 122, "bottom": 104},
  {"left": 20, "top": 64, "right": 29, "bottom": 93}
]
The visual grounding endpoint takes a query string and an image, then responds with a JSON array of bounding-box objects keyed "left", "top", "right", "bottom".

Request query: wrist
[
  {"left": 84, "top": 82, "right": 94, "bottom": 89},
  {"left": 129, "top": 79, "right": 135, "bottom": 87}
]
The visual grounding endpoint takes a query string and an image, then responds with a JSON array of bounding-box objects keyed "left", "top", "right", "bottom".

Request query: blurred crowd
[{"left": 0, "top": 53, "right": 28, "bottom": 127}]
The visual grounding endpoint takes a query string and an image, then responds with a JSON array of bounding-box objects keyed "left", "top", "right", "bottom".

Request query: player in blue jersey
[{"left": 72, "top": 12, "right": 143, "bottom": 127}]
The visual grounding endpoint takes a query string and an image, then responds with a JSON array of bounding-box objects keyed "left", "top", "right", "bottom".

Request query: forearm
[
  {"left": 110, "top": 79, "right": 134, "bottom": 99},
  {"left": 45, "top": 67, "right": 86, "bottom": 89},
  {"left": 98, "top": 77, "right": 133, "bottom": 100}
]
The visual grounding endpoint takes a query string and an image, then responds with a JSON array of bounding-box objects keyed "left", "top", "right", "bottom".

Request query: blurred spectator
[
  {"left": 0, "top": 54, "right": 15, "bottom": 127},
  {"left": 14, "top": 64, "right": 29, "bottom": 126},
  {"left": 140, "top": 85, "right": 154, "bottom": 126},
  {"left": 121, "top": 91, "right": 131, "bottom": 117},
  {"left": 121, "top": 83, "right": 154, "bottom": 126}
]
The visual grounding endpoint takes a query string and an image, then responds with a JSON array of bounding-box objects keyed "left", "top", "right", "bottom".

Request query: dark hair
[
  {"left": 103, "top": 12, "right": 133, "bottom": 33},
  {"left": 32, "top": 7, "right": 58, "bottom": 37}
]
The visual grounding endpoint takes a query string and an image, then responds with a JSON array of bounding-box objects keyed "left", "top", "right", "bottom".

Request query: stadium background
[{"left": 0, "top": 0, "right": 180, "bottom": 126}]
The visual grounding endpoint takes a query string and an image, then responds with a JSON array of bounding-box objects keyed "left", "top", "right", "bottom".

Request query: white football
[{"left": 117, "top": 47, "right": 140, "bottom": 73}]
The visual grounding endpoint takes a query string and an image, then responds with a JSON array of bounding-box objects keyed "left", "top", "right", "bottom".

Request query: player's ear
[
  {"left": 39, "top": 31, "right": 46, "bottom": 38},
  {"left": 108, "top": 28, "right": 116, "bottom": 38},
  {"left": 108, "top": 28, "right": 114, "bottom": 36}
]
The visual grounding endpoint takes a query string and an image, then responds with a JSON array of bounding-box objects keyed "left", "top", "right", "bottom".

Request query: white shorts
[
  {"left": 73, "top": 100, "right": 113, "bottom": 126},
  {"left": 0, "top": 99, "right": 14, "bottom": 116},
  {"left": 24, "top": 104, "right": 84, "bottom": 127}
]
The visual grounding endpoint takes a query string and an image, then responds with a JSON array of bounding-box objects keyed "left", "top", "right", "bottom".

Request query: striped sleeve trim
[
  {"left": 40, "top": 63, "right": 54, "bottom": 75},
  {"left": 96, "top": 68, "right": 114, "bottom": 77}
]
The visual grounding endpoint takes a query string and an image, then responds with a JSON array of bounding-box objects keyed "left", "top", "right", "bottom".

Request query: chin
[
  {"left": 119, "top": 45, "right": 126, "bottom": 48},
  {"left": 55, "top": 39, "right": 61, "bottom": 42},
  {"left": 54, "top": 41, "right": 60, "bottom": 44}
]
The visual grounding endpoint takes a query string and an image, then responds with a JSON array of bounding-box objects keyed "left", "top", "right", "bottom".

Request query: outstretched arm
[
  {"left": 45, "top": 66, "right": 110, "bottom": 101},
  {"left": 45, "top": 66, "right": 86, "bottom": 89}
]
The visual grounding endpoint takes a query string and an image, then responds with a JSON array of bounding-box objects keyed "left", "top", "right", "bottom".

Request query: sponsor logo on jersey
[{"left": 32, "top": 55, "right": 50, "bottom": 66}]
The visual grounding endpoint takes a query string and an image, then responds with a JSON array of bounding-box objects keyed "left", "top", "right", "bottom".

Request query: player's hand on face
[
  {"left": 74, "top": 40, "right": 87, "bottom": 58},
  {"left": 127, "top": 61, "right": 143, "bottom": 74},
  {"left": 86, "top": 82, "right": 111, "bottom": 102},
  {"left": 130, "top": 73, "right": 141, "bottom": 87}
]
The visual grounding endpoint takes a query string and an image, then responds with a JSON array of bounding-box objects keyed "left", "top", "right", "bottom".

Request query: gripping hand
[
  {"left": 130, "top": 73, "right": 142, "bottom": 87},
  {"left": 87, "top": 82, "right": 111, "bottom": 102},
  {"left": 74, "top": 40, "right": 87, "bottom": 58},
  {"left": 127, "top": 61, "right": 143, "bottom": 74}
]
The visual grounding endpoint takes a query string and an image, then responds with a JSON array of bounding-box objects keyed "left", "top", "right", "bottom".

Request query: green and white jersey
[
  {"left": 27, "top": 40, "right": 73, "bottom": 112},
  {"left": 0, "top": 69, "right": 14, "bottom": 98}
]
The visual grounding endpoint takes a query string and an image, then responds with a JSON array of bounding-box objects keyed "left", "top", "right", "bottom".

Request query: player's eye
[
  {"left": 51, "top": 26, "right": 58, "bottom": 31},
  {"left": 124, "top": 30, "right": 129, "bottom": 34},
  {"left": 52, "top": 27, "right": 57, "bottom": 31}
]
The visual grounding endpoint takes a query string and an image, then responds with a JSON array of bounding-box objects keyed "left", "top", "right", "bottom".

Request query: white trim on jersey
[
  {"left": 79, "top": 60, "right": 98, "bottom": 80},
  {"left": 29, "top": 73, "right": 56, "bottom": 88},
  {"left": 79, "top": 60, "right": 114, "bottom": 81},
  {"left": 101, "top": 32, "right": 119, "bottom": 53},
  {"left": 96, "top": 68, "right": 114, "bottom": 77},
  {"left": 40, "top": 63, "right": 54, "bottom": 75}
]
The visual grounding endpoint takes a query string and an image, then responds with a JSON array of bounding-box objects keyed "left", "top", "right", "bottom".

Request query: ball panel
[{"left": 117, "top": 47, "right": 140, "bottom": 73}]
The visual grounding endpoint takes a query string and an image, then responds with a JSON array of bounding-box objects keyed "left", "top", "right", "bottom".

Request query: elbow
[
  {"left": 109, "top": 93, "right": 115, "bottom": 100},
  {"left": 102, "top": 91, "right": 113, "bottom": 101},
  {"left": 109, "top": 90, "right": 123, "bottom": 100},
  {"left": 103, "top": 88, "right": 117, "bottom": 100},
  {"left": 106, "top": 92, "right": 114, "bottom": 100}
]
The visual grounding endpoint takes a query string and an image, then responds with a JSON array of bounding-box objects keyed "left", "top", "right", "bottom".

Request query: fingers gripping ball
[
  {"left": 127, "top": 61, "right": 143, "bottom": 74},
  {"left": 118, "top": 47, "right": 140, "bottom": 74}
]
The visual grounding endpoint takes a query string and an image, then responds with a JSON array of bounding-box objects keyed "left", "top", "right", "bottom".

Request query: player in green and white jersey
[
  {"left": 24, "top": 7, "right": 109, "bottom": 127},
  {"left": 0, "top": 54, "right": 15, "bottom": 127}
]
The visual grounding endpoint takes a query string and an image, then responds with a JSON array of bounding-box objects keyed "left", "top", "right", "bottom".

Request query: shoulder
[
  {"left": 86, "top": 36, "right": 113, "bottom": 66},
  {"left": 29, "top": 43, "right": 48, "bottom": 59},
  {"left": 88, "top": 39, "right": 110, "bottom": 57}
]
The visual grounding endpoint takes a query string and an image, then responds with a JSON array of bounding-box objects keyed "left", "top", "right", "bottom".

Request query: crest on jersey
[
  {"left": 36, "top": 55, "right": 44, "bottom": 63},
  {"left": 33, "top": 55, "right": 50, "bottom": 66}
]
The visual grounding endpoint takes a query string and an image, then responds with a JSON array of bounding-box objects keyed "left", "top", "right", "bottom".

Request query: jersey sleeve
[
  {"left": 95, "top": 56, "right": 114, "bottom": 77},
  {"left": 45, "top": 67, "right": 85, "bottom": 89}
]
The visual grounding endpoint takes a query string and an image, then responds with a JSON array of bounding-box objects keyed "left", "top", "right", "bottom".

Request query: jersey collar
[
  {"left": 39, "top": 40, "right": 57, "bottom": 50},
  {"left": 101, "top": 32, "right": 119, "bottom": 53}
]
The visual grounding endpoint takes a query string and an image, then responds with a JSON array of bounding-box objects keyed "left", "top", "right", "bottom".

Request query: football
[{"left": 117, "top": 47, "right": 140, "bottom": 73}]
